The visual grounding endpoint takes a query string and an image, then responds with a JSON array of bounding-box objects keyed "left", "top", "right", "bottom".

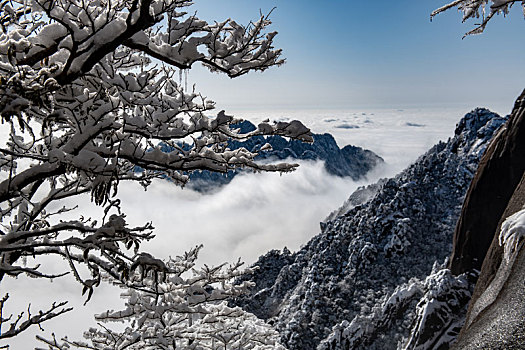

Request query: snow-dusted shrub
[
  {"left": 37, "top": 246, "right": 285, "bottom": 349},
  {"left": 319, "top": 262, "right": 475, "bottom": 350},
  {"left": 0, "top": 0, "right": 311, "bottom": 340}
]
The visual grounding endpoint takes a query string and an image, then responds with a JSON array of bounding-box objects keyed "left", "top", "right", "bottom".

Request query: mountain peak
[{"left": 233, "top": 108, "right": 506, "bottom": 350}]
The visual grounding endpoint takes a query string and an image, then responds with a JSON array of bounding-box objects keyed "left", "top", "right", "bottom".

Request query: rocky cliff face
[
  {"left": 234, "top": 109, "right": 507, "bottom": 350},
  {"left": 450, "top": 89, "right": 525, "bottom": 349},
  {"left": 452, "top": 175, "right": 525, "bottom": 350},
  {"left": 187, "top": 121, "right": 383, "bottom": 191},
  {"left": 449, "top": 90, "right": 525, "bottom": 276}
]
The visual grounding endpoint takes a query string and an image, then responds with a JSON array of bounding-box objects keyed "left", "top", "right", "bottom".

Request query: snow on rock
[
  {"left": 233, "top": 108, "right": 506, "bottom": 350},
  {"left": 401, "top": 266, "right": 475, "bottom": 350},
  {"left": 319, "top": 263, "right": 475, "bottom": 350},
  {"left": 499, "top": 208, "right": 525, "bottom": 262}
]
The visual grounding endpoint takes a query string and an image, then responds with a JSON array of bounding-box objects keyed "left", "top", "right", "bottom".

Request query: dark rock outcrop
[
  {"left": 234, "top": 109, "right": 506, "bottom": 350},
  {"left": 187, "top": 121, "right": 383, "bottom": 191},
  {"left": 450, "top": 89, "right": 525, "bottom": 349},
  {"left": 449, "top": 89, "right": 525, "bottom": 276},
  {"left": 451, "top": 173, "right": 525, "bottom": 350}
]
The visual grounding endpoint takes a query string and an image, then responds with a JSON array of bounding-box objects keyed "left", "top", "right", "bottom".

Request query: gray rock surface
[
  {"left": 452, "top": 245, "right": 525, "bottom": 350},
  {"left": 446, "top": 90, "right": 525, "bottom": 349},
  {"left": 449, "top": 89, "right": 525, "bottom": 276}
]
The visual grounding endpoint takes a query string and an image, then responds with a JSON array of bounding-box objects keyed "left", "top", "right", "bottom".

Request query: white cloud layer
[
  {"left": 2, "top": 107, "right": 476, "bottom": 348},
  {"left": 138, "top": 160, "right": 368, "bottom": 265},
  {"left": 2, "top": 160, "right": 370, "bottom": 348}
]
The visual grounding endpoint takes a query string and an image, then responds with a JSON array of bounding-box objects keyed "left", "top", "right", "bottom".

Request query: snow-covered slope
[{"left": 233, "top": 108, "right": 506, "bottom": 350}]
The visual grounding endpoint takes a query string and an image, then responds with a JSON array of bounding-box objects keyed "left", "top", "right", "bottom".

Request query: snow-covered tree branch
[
  {"left": 35, "top": 246, "right": 285, "bottom": 350},
  {"left": 432, "top": 0, "right": 525, "bottom": 36},
  {"left": 0, "top": 0, "right": 312, "bottom": 340}
]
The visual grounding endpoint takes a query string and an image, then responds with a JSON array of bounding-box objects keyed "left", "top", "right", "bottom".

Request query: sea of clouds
[{"left": 2, "top": 106, "right": 508, "bottom": 348}]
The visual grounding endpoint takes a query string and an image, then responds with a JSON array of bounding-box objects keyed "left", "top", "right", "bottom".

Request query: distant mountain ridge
[
  {"left": 233, "top": 108, "right": 507, "bottom": 349},
  {"left": 186, "top": 120, "right": 383, "bottom": 191}
]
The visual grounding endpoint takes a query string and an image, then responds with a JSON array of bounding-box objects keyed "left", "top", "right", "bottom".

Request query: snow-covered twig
[{"left": 432, "top": 0, "right": 524, "bottom": 36}]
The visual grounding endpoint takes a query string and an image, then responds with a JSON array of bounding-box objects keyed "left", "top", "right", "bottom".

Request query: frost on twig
[
  {"left": 38, "top": 246, "right": 285, "bottom": 350},
  {"left": 431, "top": 0, "right": 524, "bottom": 36},
  {"left": 0, "top": 0, "right": 311, "bottom": 340}
]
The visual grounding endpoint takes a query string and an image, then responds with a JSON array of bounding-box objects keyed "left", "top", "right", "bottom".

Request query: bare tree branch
[{"left": 0, "top": 294, "right": 72, "bottom": 340}]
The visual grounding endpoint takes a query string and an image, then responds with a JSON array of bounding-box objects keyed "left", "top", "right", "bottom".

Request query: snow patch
[{"left": 499, "top": 208, "right": 525, "bottom": 262}]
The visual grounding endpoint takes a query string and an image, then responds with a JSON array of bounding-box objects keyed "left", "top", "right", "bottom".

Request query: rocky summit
[{"left": 233, "top": 108, "right": 507, "bottom": 350}]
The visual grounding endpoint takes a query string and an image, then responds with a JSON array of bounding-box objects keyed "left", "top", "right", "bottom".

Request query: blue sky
[{"left": 188, "top": 0, "right": 525, "bottom": 112}]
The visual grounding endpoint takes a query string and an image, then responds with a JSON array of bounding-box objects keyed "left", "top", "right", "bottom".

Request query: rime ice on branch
[
  {"left": 432, "top": 0, "right": 525, "bottom": 36},
  {"left": 0, "top": 0, "right": 311, "bottom": 340},
  {"left": 37, "top": 246, "right": 286, "bottom": 350}
]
